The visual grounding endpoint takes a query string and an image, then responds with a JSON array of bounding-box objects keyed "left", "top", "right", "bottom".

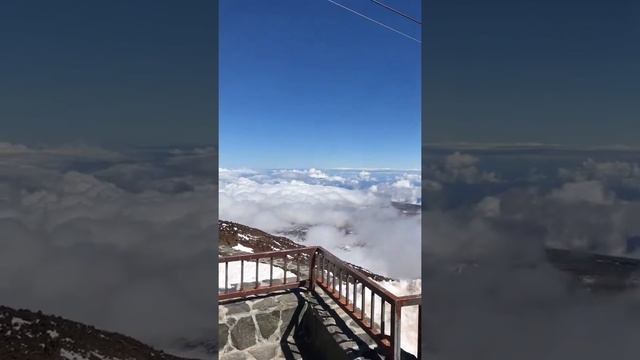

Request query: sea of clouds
[
  {"left": 7, "top": 140, "right": 640, "bottom": 359},
  {"left": 421, "top": 145, "right": 640, "bottom": 360},
  {"left": 0, "top": 142, "right": 218, "bottom": 358},
  {"left": 219, "top": 167, "right": 422, "bottom": 280}
]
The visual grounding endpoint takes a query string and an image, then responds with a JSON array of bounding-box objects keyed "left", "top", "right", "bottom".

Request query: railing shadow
[
  {"left": 279, "top": 289, "right": 309, "bottom": 360},
  {"left": 294, "top": 290, "right": 384, "bottom": 360}
]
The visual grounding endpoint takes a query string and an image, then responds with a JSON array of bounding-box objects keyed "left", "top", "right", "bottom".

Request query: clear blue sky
[
  {"left": 425, "top": 0, "right": 640, "bottom": 146},
  {"left": 219, "top": 0, "right": 421, "bottom": 169},
  {"left": 0, "top": 0, "right": 216, "bottom": 148}
]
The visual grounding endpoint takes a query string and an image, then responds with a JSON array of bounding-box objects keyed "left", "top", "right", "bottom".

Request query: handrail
[
  {"left": 313, "top": 246, "right": 421, "bottom": 360},
  {"left": 315, "top": 247, "right": 399, "bottom": 302},
  {"left": 220, "top": 247, "right": 315, "bottom": 262},
  {"left": 218, "top": 246, "right": 421, "bottom": 360},
  {"left": 218, "top": 247, "right": 317, "bottom": 301}
]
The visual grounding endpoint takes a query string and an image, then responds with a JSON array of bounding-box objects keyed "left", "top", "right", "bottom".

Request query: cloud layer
[
  {"left": 0, "top": 143, "right": 218, "bottom": 358},
  {"left": 219, "top": 168, "right": 422, "bottom": 280},
  {"left": 421, "top": 147, "right": 640, "bottom": 359}
]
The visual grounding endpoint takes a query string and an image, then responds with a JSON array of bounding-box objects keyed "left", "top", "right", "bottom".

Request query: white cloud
[
  {"left": 0, "top": 143, "right": 216, "bottom": 358},
  {"left": 475, "top": 196, "right": 501, "bottom": 217},
  {"left": 219, "top": 168, "right": 422, "bottom": 279},
  {"left": 0, "top": 142, "right": 32, "bottom": 154},
  {"left": 445, "top": 151, "right": 478, "bottom": 168},
  {"left": 392, "top": 179, "right": 412, "bottom": 188},
  {"left": 549, "top": 180, "right": 613, "bottom": 205},
  {"left": 307, "top": 168, "right": 345, "bottom": 182},
  {"left": 421, "top": 149, "right": 640, "bottom": 359},
  {"left": 425, "top": 152, "right": 499, "bottom": 185},
  {"left": 358, "top": 170, "right": 371, "bottom": 180}
]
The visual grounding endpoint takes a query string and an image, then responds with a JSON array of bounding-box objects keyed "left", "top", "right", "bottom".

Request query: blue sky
[
  {"left": 1, "top": 0, "right": 216, "bottom": 147},
  {"left": 425, "top": 0, "right": 640, "bottom": 146},
  {"left": 219, "top": 0, "right": 421, "bottom": 169}
]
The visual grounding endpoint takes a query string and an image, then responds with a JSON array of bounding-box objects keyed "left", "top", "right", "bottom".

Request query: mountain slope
[
  {"left": 0, "top": 305, "right": 194, "bottom": 360},
  {"left": 219, "top": 220, "right": 393, "bottom": 281}
]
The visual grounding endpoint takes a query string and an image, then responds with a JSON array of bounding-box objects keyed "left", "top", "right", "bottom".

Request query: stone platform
[{"left": 218, "top": 288, "right": 405, "bottom": 360}]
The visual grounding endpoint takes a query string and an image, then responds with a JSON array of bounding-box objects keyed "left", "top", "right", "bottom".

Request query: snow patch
[
  {"left": 60, "top": 349, "right": 90, "bottom": 360},
  {"left": 232, "top": 243, "right": 254, "bottom": 253},
  {"left": 11, "top": 317, "right": 31, "bottom": 329},
  {"left": 237, "top": 233, "right": 255, "bottom": 241},
  {"left": 219, "top": 261, "right": 297, "bottom": 291}
]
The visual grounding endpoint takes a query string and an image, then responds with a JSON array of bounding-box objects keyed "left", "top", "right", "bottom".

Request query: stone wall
[
  {"left": 218, "top": 288, "right": 414, "bottom": 360},
  {"left": 218, "top": 290, "right": 306, "bottom": 360}
]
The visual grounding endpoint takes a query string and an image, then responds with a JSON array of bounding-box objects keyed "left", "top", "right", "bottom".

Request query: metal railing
[
  {"left": 219, "top": 247, "right": 316, "bottom": 300},
  {"left": 218, "top": 246, "right": 422, "bottom": 360}
]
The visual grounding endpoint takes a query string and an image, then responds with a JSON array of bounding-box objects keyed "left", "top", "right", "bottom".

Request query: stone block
[
  {"left": 252, "top": 297, "right": 277, "bottom": 311},
  {"left": 230, "top": 315, "right": 257, "bottom": 350},
  {"left": 225, "top": 302, "right": 251, "bottom": 315},
  {"left": 255, "top": 310, "right": 280, "bottom": 339},
  {"left": 278, "top": 292, "right": 299, "bottom": 307},
  {"left": 279, "top": 307, "right": 297, "bottom": 336},
  {"left": 249, "top": 344, "right": 278, "bottom": 360},
  {"left": 220, "top": 351, "right": 249, "bottom": 360},
  {"left": 218, "top": 323, "right": 229, "bottom": 350}
]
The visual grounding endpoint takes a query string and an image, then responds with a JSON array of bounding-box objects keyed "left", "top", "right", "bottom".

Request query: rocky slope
[
  {"left": 0, "top": 305, "right": 194, "bottom": 360},
  {"left": 219, "top": 220, "right": 394, "bottom": 281},
  {"left": 219, "top": 220, "right": 304, "bottom": 255}
]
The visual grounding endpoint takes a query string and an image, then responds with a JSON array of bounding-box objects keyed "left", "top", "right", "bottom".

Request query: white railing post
[{"left": 392, "top": 303, "right": 402, "bottom": 360}]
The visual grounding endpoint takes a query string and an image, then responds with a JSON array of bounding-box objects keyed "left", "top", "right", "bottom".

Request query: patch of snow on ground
[
  {"left": 47, "top": 329, "right": 60, "bottom": 338},
  {"left": 11, "top": 317, "right": 31, "bottom": 329},
  {"left": 231, "top": 243, "right": 254, "bottom": 253},
  {"left": 60, "top": 349, "right": 90, "bottom": 360},
  {"left": 91, "top": 351, "right": 118, "bottom": 360},
  {"left": 219, "top": 261, "right": 297, "bottom": 291},
  {"left": 237, "top": 233, "right": 254, "bottom": 241}
]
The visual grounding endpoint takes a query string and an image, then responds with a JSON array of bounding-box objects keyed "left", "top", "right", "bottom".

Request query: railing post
[
  {"left": 361, "top": 285, "right": 366, "bottom": 320},
  {"left": 381, "top": 301, "right": 385, "bottom": 335},
  {"left": 269, "top": 256, "right": 273, "bottom": 287},
  {"left": 240, "top": 260, "right": 244, "bottom": 290},
  {"left": 224, "top": 261, "right": 228, "bottom": 293},
  {"left": 418, "top": 304, "right": 422, "bottom": 360},
  {"left": 255, "top": 258, "right": 259, "bottom": 289},
  {"left": 391, "top": 303, "right": 402, "bottom": 360},
  {"left": 283, "top": 255, "right": 288, "bottom": 284},
  {"left": 296, "top": 253, "right": 300, "bottom": 282},
  {"left": 309, "top": 249, "right": 317, "bottom": 291}
]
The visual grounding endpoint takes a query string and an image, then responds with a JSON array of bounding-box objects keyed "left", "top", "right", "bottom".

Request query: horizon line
[
  {"left": 423, "top": 142, "right": 640, "bottom": 151},
  {"left": 219, "top": 167, "right": 421, "bottom": 172}
]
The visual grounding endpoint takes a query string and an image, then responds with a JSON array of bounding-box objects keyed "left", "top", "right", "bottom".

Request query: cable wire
[
  {"left": 327, "top": 0, "right": 421, "bottom": 44},
  {"left": 369, "top": 0, "right": 422, "bottom": 25}
]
